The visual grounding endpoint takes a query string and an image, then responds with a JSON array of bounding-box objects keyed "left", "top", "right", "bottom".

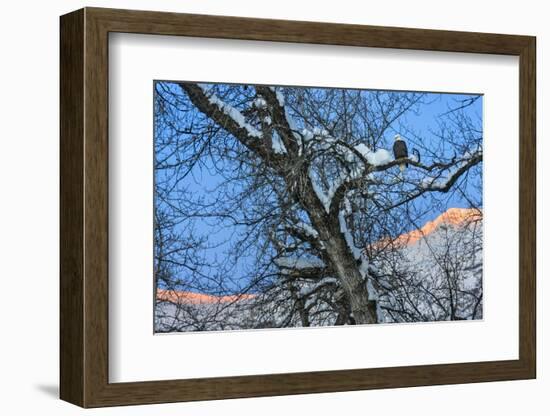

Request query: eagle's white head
[{"left": 394, "top": 134, "right": 402, "bottom": 142}]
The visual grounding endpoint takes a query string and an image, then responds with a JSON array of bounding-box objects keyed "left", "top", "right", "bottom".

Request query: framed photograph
[{"left": 60, "top": 7, "right": 536, "bottom": 408}]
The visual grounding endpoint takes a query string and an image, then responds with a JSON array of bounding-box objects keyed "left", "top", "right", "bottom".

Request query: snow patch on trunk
[{"left": 272, "top": 133, "right": 287, "bottom": 154}]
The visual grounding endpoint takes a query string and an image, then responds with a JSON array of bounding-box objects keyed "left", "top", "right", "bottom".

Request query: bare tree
[
  {"left": 371, "top": 210, "right": 483, "bottom": 322},
  {"left": 154, "top": 82, "right": 483, "bottom": 330}
]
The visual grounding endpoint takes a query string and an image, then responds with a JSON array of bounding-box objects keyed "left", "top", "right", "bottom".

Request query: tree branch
[{"left": 177, "top": 83, "right": 280, "bottom": 164}]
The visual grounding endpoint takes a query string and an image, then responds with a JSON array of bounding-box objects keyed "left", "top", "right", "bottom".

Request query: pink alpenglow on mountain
[
  {"left": 156, "top": 289, "right": 256, "bottom": 305},
  {"left": 394, "top": 208, "right": 482, "bottom": 247},
  {"left": 156, "top": 208, "right": 481, "bottom": 307}
]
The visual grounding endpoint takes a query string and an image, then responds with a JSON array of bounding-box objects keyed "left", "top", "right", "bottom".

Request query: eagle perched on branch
[{"left": 393, "top": 134, "right": 409, "bottom": 172}]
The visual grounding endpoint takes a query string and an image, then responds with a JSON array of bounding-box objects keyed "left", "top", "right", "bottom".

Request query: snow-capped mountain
[
  {"left": 155, "top": 207, "right": 483, "bottom": 331},
  {"left": 375, "top": 208, "right": 483, "bottom": 323}
]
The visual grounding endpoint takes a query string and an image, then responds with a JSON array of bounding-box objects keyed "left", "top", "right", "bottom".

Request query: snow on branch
[
  {"left": 281, "top": 221, "right": 325, "bottom": 252},
  {"left": 197, "top": 84, "right": 262, "bottom": 139},
  {"left": 329, "top": 141, "right": 482, "bottom": 214},
  {"left": 297, "top": 277, "right": 338, "bottom": 298},
  {"left": 275, "top": 256, "right": 325, "bottom": 270},
  {"left": 256, "top": 86, "right": 300, "bottom": 154},
  {"left": 370, "top": 142, "right": 482, "bottom": 176},
  {"left": 274, "top": 256, "right": 329, "bottom": 282},
  {"left": 354, "top": 144, "right": 393, "bottom": 166},
  {"left": 387, "top": 150, "right": 483, "bottom": 211},
  {"left": 420, "top": 149, "right": 482, "bottom": 191},
  {"left": 178, "top": 83, "right": 292, "bottom": 167},
  {"left": 292, "top": 221, "right": 319, "bottom": 239},
  {"left": 306, "top": 139, "right": 395, "bottom": 214}
]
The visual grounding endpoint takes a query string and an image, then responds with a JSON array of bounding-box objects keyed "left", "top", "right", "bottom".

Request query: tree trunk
[
  {"left": 305, "top": 200, "right": 378, "bottom": 325},
  {"left": 322, "top": 232, "right": 378, "bottom": 325}
]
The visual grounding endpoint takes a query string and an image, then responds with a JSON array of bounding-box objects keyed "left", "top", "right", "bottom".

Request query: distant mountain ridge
[
  {"left": 156, "top": 207, "right": 482, "bottom": 305},
  {"left": 394, "top": 207, "right": 481, "bottom": 246},
  {"left": 156, "top": 289, "right": 254, "bottom": 305}
]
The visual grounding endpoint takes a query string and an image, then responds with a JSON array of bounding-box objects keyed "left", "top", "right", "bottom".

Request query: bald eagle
[{"left": 393, "top": 134, "right": 408, "bottom": 173}]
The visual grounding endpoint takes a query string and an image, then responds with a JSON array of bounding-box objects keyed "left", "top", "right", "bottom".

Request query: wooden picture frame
[{"left": 60, "top": 7, "right": 536, "bottom": 408}]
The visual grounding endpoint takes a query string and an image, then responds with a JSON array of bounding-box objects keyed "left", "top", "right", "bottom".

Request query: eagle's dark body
[{"left": 393, "top": 139, "right": 409, "bottom": 171}]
